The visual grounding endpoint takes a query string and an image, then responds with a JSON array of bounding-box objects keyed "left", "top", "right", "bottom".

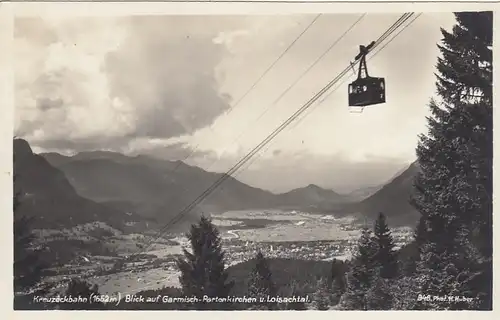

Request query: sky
[{"left": 14, "top": 13, "right": 457, "bottom": 193}]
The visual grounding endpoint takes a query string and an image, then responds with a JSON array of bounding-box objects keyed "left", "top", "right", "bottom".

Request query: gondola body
[
  {"left": 348, "top": 77, "right": 385, "bottom": 107},
  {"left": 348, "top": 42, "right": 386, "bottom": 108}
]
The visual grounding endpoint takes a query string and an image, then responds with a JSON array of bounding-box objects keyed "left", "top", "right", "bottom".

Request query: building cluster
[
  {"left": 41, "top": 224, "right": 414, "bottom": 292},
  {"left": 222, "top": 239, "right": 354, "bottom": 262}
]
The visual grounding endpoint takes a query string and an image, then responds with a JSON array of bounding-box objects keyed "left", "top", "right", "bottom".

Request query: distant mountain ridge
[
  {"left": 16, "top": 139, "right": 421, "bottom": 230},
  {"left": 40, "top": 149, "right": 350, "bottom": 225},
  {"left": 276, "top": 184, "right": 347, "bottom": 208},
  {"left": 13, "top": 139, "right": 140, "bottom": 230}
]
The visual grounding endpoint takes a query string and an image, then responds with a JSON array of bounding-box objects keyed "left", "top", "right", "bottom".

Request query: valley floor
[{"left": 35, "top": 210, "right": 413, "bottom": 297}]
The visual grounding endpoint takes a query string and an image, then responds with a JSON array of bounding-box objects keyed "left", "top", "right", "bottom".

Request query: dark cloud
[
  {"left": 104, "top": 16, "right": 234, "bottom": 140},
  {"left": 15, "top": 16, "right": 242, "bottom": 153}
]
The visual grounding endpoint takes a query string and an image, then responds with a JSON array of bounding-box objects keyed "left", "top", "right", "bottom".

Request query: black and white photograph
[{"left": 9, "top": 2, "right": 493, "bottom": 312}]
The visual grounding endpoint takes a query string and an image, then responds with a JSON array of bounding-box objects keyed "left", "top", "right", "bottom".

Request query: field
[
  {"left": 38, "top": 209, "right": 413, "bottom": 296},
  {"left": 213, "top": 210, "right": 363, "bottom": 242}
]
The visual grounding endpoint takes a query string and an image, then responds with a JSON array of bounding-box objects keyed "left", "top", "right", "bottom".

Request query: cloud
[
  {"left": 14, "top": 16, "right": 240, "bottom": 152},
  {"left": 141, "top": 142, "right": 215, "bottom": 162},
  {"left": 104, "top": 16, "right": 237, "bottom": 140},
  {"left": 173, "top": 142, "right": 409, "bottom": 193},
  {"left": 228, "top": 150, "right": 410, "bottom": 193},
  {"left": 12, "top": 14, "right": 454, "bottom": 192},
  {"left": 15, "top": 17, "right": 135, "bottom": 149}
]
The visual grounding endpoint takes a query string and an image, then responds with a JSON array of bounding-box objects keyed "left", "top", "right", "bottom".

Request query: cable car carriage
[{"left": 348, "top": 41, "right": 386, "bottom": 113}]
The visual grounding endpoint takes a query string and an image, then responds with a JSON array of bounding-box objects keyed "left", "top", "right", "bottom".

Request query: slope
[
  {"left": 41, "top": 152, "right": 279, "bottom": 225},
  {"left": 13, "top": 139, "right": 139, "bottom": 230},
  {"left": 354, "top": 161, "right": 421, "bottom": 226},
  {"left": 345, "top": 185, "right": 383, "bottom": 202},
  {"left": 41, "top": 152, "right": 350, "bottom": 225}
]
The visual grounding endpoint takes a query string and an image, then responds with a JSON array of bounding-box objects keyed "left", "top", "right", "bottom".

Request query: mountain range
[
  {"left": 14, "top": 138, "right": 421, "bottom": 231},
  {"left": 41, "top": 150, "right": 348, "bottom": 223},
  {"left": 13, "top": 139, "right": 141, "bottom": 230},
  {"left": 15, "top": 139, "right": 352, "bottom": 230}
]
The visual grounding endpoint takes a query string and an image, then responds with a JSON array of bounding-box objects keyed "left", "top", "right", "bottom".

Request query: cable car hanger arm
[
  {"left": 354, "top": 40, "right": 376, "bottom": 61},
  {"left": 353, "top": 41, "right": 376, "bottom": 80}
]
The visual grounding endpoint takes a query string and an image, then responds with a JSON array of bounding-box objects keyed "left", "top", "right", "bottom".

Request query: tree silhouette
[
  {"left": 247, "top": 250, "right": 277, "bottom": 310},
  {"left": 176, "top": 216, "right": 234, "bottom": 310},
  {"left": 59, "top": 278, "right": 105, "bottom": 310},
  {"left": 411, "top": 11, "right": 492, "bottom": 310},
  {"left": 340, "top": 228, "right": 377, "bottom": 310},
  {"left": 414, "top": 216, "right": 427, "bottom": 252},
  {"left": 366, "top": 271, "right": 393, "bottom": 310},
  {"left": 372, "top": 213, "right": 398, "bottom": 279},
  {"left": 330, "top": 265, "right": 346, "bottom": 305},
  {"left": 312, "top": 277, "right": 331, "bottom": 310}
]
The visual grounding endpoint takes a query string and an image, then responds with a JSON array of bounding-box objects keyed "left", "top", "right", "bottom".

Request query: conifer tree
[
  {"left": 356, "top": 227, "right": 378, "bottom": 270},
  {"left": 176, "top": 216, "right": 234, "bottom": 310},
  {"left": 312, "top": 277, "right": 331, "bottom": 310},
  {"left": 365, "top": 271, "right": 393, "bottom": 310},
  {"left": 398, "top": 216, "right": 427, "bottom": 277},
  {"left": 329, "top": 259, "right": 346, "bottom": 304},
  {"left": 414, "top": 216, "right": 427, "bottom": 252},
  {"left": 411, "top": 12, "right": 492, "bottom": 310},
  {"left": 400, "top": 254, "right": 417, "bottom": 277},
  {"left": 390, "top": 276, "right": 419, "bottom": 310},
  {"left": 59, "top": 279, "right": 105, "bottom": 310},
  {"left": 372, "top": 213, "right": 398, "bottom": 279},
  {"left": 436, "top": 12, "right": 492, "bottom": 106},
  {"left": 340, "top": 228, "right": 377, "bottom": 310},
  {"left": 414, "top": 247, "right": 479, "bottom": 310},
  {"left": 330, "top": 272, "right": 346, "bottom": 305},
  {"left": 59, "top": 279, "right": 106, "bottom": 310},
  {"left": 247, "top": 250, "right": 277, "bottom": 310}
]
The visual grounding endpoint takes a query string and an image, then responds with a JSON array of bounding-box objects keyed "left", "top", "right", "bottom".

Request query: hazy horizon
[{"left": 17, "top": 137, "right": 411, "bottom": 195}]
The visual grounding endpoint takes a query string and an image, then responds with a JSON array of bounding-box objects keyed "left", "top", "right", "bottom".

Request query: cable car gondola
[{"left": 348, "top": 41, "right": 386, "bottom": 110}]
